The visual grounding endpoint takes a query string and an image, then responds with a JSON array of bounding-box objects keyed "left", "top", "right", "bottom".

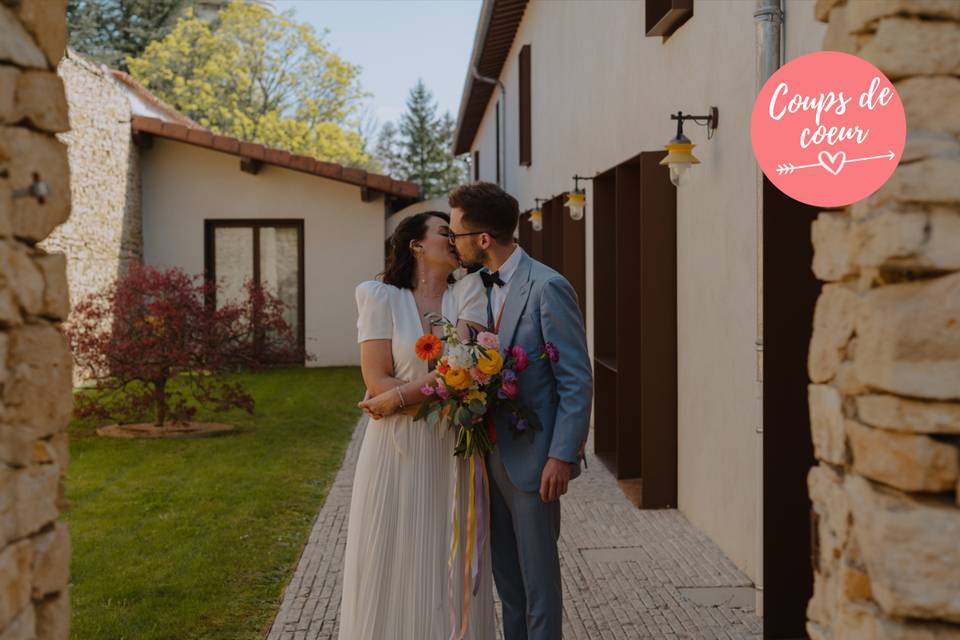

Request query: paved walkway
[{"left": 267, "top": 419, "right": 762, "bottom": 639}]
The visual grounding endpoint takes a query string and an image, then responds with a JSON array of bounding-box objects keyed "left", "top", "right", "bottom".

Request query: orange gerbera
[{"left": 415, "top": 334, "right": 443, "bottom": 360}]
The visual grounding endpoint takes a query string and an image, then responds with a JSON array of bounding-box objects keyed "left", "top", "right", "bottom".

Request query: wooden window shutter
[{"left": 519, "top": 44, "right": 532, "bottom": 166}]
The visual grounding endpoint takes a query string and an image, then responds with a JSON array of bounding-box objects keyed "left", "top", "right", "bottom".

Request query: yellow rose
[
  {"left": 464, "top": 389, "right": 487, "bottom": 405},
  {"left": 444, "top": 367, "right": 471, "bottom": 390},
  {"left": 477, "top": 350, "right": 504, "bottom": 376}
]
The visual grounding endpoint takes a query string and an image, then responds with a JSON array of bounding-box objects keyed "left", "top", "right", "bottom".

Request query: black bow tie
[{"left": 480, "top": 270, "right": 506, "bottom": 289}]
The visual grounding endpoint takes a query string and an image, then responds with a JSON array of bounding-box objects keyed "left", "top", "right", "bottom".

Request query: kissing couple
[{"left": 338, "top": 181, "right": 593, "bottom": 640}]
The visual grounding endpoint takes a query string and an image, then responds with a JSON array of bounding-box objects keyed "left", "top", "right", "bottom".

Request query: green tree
[
  {"left": 67, "top": 0, "right": 195, "bottom": 70},
  {"left": 127, "top": 2, "right": 370, "bottom": 167},
  {"left": 376, "top": 80, "right": 467, "bottom": 199}
]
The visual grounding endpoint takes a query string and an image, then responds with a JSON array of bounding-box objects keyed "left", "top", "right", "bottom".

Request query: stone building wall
[
  {"left": 0, "top": 1, "right": 74, "bottom": 638},
  {"left": 807, "top": 1, "right": 960, "bottom": 638},
  {"left": 41, "top": 48, "right": 141, "bottom": 313}
]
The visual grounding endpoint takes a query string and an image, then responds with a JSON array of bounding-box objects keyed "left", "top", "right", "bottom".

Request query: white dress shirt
[{"left": 491, "top": 245, "right": 523, "bottom": 329}]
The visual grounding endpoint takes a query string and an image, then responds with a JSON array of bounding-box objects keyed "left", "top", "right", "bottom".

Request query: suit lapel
[{"left": 497, "top": 252, "right": 532, "bottom": 355}]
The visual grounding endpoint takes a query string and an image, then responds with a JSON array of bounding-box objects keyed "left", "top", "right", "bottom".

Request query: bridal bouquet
[
  {"left": 412, "top": 313, "right": 559, "bottom": 639},
  {"left": 413, "top": 313, "right": 559, "bottom": 458}
]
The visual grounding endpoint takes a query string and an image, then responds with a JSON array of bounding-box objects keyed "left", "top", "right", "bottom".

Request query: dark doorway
[
  {"left": 592, "top": 151, "right": 677, "bottom": 509},
  {"left": 762, "top": 177, "right": 819, "bottom": 637}
]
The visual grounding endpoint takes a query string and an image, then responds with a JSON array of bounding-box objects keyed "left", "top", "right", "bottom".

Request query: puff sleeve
[
  {"left": 356, "top": 280, "right": 393, "bottom": 343},
  {"left": 454, "top": 272, "right": 489, "bottom": 328}
]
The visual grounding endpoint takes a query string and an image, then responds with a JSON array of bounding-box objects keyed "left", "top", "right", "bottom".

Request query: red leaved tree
[{"left": 65, "top": 264, "right": 308, "bottom": 427}]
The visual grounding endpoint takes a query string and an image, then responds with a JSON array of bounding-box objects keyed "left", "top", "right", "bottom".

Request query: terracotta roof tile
[{"left": 130, "top": 116, "right": 418, "bottom": 199}]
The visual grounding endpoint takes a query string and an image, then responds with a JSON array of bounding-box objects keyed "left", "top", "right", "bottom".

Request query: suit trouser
[{"left": 487, "top": 447, "right": 562, "bottom": 640}]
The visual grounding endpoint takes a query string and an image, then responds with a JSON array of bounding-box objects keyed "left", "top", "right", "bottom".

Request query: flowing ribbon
[{"left": 448, "top": 440, "right": 490, "bottom": 640}]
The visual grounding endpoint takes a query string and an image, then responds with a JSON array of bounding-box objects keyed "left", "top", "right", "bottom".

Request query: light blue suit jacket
[{"left": 488, "top": 250, "right": 594, "bottom": 493}]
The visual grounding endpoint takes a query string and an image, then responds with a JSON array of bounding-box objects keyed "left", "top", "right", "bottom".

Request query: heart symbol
[{"left": 818, "top": 150, "right": 846, "bottom": 176}]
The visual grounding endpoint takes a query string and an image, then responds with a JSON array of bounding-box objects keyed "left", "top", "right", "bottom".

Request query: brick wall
[
  {"left": 807, "top": 1, "right": 960, "bottom": 637},
  {"left": 0, "top": 0, "right": 74, "bottom": 638}
]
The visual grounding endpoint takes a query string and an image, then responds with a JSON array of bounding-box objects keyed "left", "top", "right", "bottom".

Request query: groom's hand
[{"left": 540, "top": 457, "right": 571, "bottom": 503}]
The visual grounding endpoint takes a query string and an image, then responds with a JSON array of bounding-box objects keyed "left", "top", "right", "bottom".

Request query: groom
[{"left": 449, "top": 182, "right": 593, "bottom": 640}]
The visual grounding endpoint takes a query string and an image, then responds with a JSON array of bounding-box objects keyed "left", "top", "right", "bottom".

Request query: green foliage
[
  {"left": 127, "top": 2, "right": 370, "bottom": 167},
  {"left": 376, "top": 79, "right": 468, "bottom": 198},
  {"left": 67, "top": 0, "right": 194, "bottom": 70}
]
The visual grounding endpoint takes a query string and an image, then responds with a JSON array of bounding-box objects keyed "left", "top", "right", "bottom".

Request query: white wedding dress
[{"left": 338, "top": 275, "right": 496, "bottom": 640}]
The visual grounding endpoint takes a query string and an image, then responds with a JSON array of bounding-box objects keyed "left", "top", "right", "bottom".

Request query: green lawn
[{"left": 65, "top": 367, "right": 364, "bottom": 640}]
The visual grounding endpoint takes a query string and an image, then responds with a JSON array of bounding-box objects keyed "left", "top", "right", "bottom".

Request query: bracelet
[{"left": 395, "top": 385, "right": 406, "bottom": 409}]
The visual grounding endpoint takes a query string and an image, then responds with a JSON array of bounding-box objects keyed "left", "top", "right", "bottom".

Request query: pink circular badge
[{"left": 751, "top": 51, "right": 906, "bottom": 208}]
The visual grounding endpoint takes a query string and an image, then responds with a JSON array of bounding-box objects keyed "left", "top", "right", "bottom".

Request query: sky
[{"left": 273, "top": 0, "right": 482, "bottom": 134}]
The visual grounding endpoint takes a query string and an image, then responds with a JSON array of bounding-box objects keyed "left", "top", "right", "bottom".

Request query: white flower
[{"left": 446, "top": 344, "right": 474, "bottom": 370}]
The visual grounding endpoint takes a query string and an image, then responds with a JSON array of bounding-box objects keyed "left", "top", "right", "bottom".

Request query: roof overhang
[
  {"left": 453, "top": 0, "right": 529, "bottom": 156},
  {"left": 131, "top": 116, "right": 420, "bottom": 200}
]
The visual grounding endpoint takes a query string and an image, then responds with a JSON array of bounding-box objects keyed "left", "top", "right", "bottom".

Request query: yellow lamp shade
[{"left": 659, "top": 142, "right": 701, "bottom": 167}]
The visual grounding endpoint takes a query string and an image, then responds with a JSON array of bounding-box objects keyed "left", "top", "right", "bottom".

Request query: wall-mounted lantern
[
  {"left": 660, "top": 107, "right": 718, "bottom": 186},
  {"left": 564, "top": 175, "right": 594, "bottom": 221},
  {"left": 529, "top": 198, "right": 545, "bottom": 232}
]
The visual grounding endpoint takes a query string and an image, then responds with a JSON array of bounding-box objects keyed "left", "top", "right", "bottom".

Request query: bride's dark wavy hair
[{"left": 381, "top": 211, "right": 454, "bottom": 289}]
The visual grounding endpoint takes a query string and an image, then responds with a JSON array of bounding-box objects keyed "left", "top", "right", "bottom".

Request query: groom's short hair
[{"left": 448, "top": 182, "right": 518, "bottom": 245}]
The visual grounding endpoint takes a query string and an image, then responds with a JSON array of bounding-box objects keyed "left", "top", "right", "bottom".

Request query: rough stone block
[
  {"left": 0, "top": 540, "right": 33, "bottom": 629},
  {"left": 858, "top": 394, "right": 960, "bottom": 435},
  {"left": 34, "top": 588, "right": 68, "bottom": 640},
  {"left": 31, "top": 252, "right": 69, "bottom": 321},
  {"left": 0, "top": 127, "right": 70, "bottom": 243},
  {"left": 14, "top": 0, "right": 67, "bottom": 69},
  {"left": 30, "top": 522, "right": 69, "bottom": 598},
  {"left": 858, "top": 18, "right": 960, "bottom": 80},
  {"left": 809, "top": 284, "right": 858, "bottom": 383},
  {"left": 4, "top": 324, "right": 72, "bottom": 437},
  {"left": 14, "top": 464, "right": 59, "bottom": 539},
  {"left": 897, "top": 77, "right": 960, "bottom": 136},
  {"left": 846, "top": 474, "right": 960, "bottom": 623},
  {"left": 0, "top": 6, "right": 47, "bottom": 70},
  {"left": 844, "top": 0, "right": 960, "bottom": 34},
  {"left": 847, "top": 419, "right": 959, "bottom": 492},
  {"left": 810, "top": 385, "right": 849, "bottom": 465},
  {"left": 0, "top": 66, "right": 18, "bottom": 124},
  {"left": 812, "top": 212, "right": 856, "bottom": 282},
  {"left": 854, "top": 271, "right": 960, "bottom": 400},
  {"left": 15, "top": 72, "right": 69, "bottom": 133}
]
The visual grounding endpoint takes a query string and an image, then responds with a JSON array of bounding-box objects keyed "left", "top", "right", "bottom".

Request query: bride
[{"left": 338, "top": 211, "right": 496, "bottom": 639}]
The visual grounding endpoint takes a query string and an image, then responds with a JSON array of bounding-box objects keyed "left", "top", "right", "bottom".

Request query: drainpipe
[
  {"left": 471, "top": 66, "right": 506, "bottom": 193},
  {"left": 754, "top": 0, "right": 783, "bottom": 618}
]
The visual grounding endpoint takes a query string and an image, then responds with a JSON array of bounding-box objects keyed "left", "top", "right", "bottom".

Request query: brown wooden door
[
  {"left": 593, "top": 152, "right": 677, "bottom": 508},
  {"left": 762, "top": 177, "right": 818, "bottom": 637}
]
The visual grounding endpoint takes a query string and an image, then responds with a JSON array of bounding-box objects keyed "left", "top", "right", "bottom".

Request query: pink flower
[
  {"left": 470, "top": 367, "right": 491, "bottom": 385},
  {"left": 420, "top": 384, "right": 435, "bottom": 396},
  {"left": 477, "top": 332, "right": 499, "bottom": 350},
  {"left": 435, "top": 383, "right": 450, "bottom": 400},
  {"left": 498, "top": 379, "right": 518, "bottom": 400},
  {"left": 510, "top": 346, "right": 528, "bottom": 371},
  {"left": 543, "top": 341, "right": 560, "bottom": 363}
]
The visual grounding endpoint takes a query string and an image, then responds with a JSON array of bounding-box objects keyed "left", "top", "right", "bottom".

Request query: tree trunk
[{"left": 154, "top": 377, "right": 168, "bottom": 426}]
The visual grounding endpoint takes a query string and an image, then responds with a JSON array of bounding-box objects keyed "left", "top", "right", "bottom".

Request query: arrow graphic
[{"left": 776, "top": 149, "right": 895, "bottom": 176}]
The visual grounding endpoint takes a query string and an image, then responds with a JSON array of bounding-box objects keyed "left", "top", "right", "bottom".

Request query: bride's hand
[{"left": 358, "top": 387, "right": 402, "bottom": 420}]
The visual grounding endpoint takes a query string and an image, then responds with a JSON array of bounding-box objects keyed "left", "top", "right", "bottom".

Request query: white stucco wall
[
  {"left": 467, "top": 0, "right": 826, "bottom": 583},
  {"left": 140, "top": 139, "right": 386, "bottom": 367}
]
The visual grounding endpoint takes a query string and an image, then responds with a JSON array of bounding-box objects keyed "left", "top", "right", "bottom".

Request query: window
[
  {"left": 645, "top": 0, "right": 693, "bottom": 38},
  {"left": 473, "top": 150, "right": 480, "bottom": 181},
  {"left": 519, "top": 44, "right": 531, "bottom": 166},
  {"left": 495, "top": 101, "right": 501, "bottom": 185},
  {"left": 204, "top": 219, "right": 305, "bottom": 362}
]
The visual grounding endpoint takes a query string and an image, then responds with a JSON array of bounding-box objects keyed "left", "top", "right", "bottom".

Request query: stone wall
[
  {"left": 0, "top": 1, "right": 74, "bottom": 638},
  {"left": 41, "top": 49, "right": 140, "bottom": 322},
  {"left": 807, "top": 1, "right": 960, "bottom": 638}
]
